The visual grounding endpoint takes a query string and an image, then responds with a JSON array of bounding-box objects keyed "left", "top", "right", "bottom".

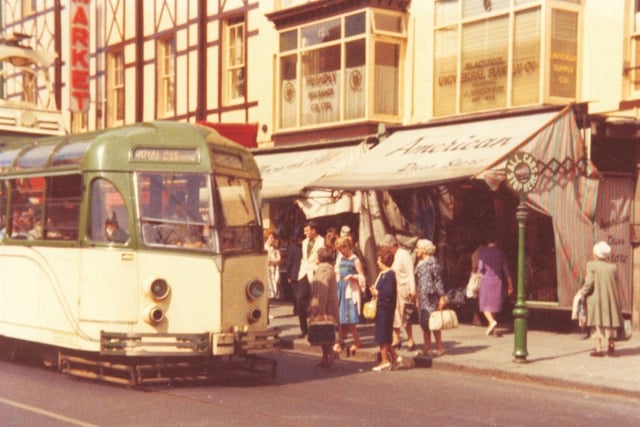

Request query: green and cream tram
[{"left": 0, "top": 121, "right": 279, "bottom": 385}]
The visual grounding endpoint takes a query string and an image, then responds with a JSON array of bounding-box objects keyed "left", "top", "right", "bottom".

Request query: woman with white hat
[{"left": 578, "top": 241, "right": 624, "bottom": 357}]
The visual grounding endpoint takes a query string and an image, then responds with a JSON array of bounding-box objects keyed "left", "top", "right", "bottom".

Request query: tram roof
[{"left": 0, "top": 121, "right": 259, "bottom": 177}]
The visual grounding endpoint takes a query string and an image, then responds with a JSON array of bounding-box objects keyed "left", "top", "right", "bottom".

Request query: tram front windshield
[{"left": 136, "top": 172, "right": 260, "bottom": 253}]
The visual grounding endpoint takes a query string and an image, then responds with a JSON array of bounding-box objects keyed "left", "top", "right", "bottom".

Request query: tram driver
[{"left": 162, "top": 192, "right": 205, "bottom": 248}]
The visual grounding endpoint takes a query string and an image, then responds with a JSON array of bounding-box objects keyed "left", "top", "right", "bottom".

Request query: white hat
[
  {"left": 340, "top": 225, "right": 351, "bottom": 237},
  {"left": 593, "top": 241, "right": 611, "bottom": 259},
  {"left": 416, "top": 239, "right": 436, "bottom": 254}
]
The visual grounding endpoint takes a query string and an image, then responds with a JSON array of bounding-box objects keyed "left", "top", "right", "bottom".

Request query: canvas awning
[
  {"left": 253, "top": 142, "right": 369, "bottom": 200},
  {"left": 307, "top": 110, "right": 561, "bottom": 191}
]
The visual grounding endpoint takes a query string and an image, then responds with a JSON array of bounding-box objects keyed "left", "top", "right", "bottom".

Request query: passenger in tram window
[
  {"left": 11, "top": 207, "right": 35, "bottom": 239},
  {"left": 104, "top": 211, "right": 129, "bottom": 243},
  {"left": 27, "top": 214, "right": 43, "bottom": 240},
  {"left": 0, "top": 214, "right": 6, "bottom": 239}
]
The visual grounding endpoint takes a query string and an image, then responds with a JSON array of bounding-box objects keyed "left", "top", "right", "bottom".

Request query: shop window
[
  {"left": 223, "top": 16, "right": 246, "bottom": 104},
  {"left": 156, "top": 37, "right": 175, "bottom": 118},
  {"left": 433, "top": 1, "right": 578, "bottom": 116},
  {"left": 549, "top": 9, "right": 578, "bottom": 99},
  {"left": 276, "top": 9, "right": 405, "bottom": 130},
  {"left": 107, "top": 49, "right": 125, "bottom": 125}
]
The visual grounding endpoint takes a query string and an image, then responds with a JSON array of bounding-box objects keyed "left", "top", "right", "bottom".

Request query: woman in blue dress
[
  {"left": 370, "top": 245, "right": 398, "bottom": 371},
  {"left": 335, "top": 236, "right": 366, "bottom": 356}
]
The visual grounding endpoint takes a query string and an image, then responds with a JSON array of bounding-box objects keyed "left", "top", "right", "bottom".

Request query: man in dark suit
[
  {"left": 296, "top": 221, "right": 324, "bottom": 338},
  {"left": 285, "top": 233, "right": 302, "bottom": 316}
]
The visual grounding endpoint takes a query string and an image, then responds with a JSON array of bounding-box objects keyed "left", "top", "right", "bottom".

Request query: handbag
[
  {"left": 428, "top": 309, "right": 459, "bottom": 331},
  {"left": 402, "top": 302, "right": 419, "bottom": 325},
  {"left": 363, "top": 297, "right": 377, "bottom": 320},
  {"left": 307, "top": 314, "right": 337, "bottom": 345},
  {"left": 465, "top": 272, "right": 481, "bottom": 299}
]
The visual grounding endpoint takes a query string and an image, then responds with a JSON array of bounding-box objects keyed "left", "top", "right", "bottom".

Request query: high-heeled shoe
[{"left": 347, "top": 345, "right": 358, "bottom": 357}]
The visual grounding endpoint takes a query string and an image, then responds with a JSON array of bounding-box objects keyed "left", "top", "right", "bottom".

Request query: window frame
[
  {"left": 223, "top": 15, "right": 247, "bottom": 105},
  {"left": 275, "top": 8, "right": 406, "bottom": 131},
  {"left": 107, "top": 49, "right": 125, "bottom": 125},
  {"left": 156, "top": 36, "right": 176, "bottom": 118},
  {"left": 432, "top": 0, "right": 582, "bottom": 117}
]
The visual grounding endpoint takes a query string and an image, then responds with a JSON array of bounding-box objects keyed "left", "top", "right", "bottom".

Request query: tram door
[{"left": 79, "top": 177, "right": 137, "bottom": 323}]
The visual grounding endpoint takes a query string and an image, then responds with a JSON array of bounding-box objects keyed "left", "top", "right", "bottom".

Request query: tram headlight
[
  {"left": 143, "top": 305, "right": 165, "bottom": 325},
  {"left": 246, "top": 279, "right": 265, "bottom": 300},
  {"left": 144, "top": 277, "right": 171, "bottom": 301},
  {"left": 247, "top": 307, "right": 261, "bottom": 323}
]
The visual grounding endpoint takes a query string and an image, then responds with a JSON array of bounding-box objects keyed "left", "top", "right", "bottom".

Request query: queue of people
[{"left": 266, "top": 221, "right": 624, "bottom": 371}]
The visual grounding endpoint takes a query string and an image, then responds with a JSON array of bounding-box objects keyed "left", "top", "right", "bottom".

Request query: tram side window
[
  {"left": 0, "top": 181, "right": 7, "bottom": 240},
  {"left": 9, "top": 177, "right": 44, "bottom": 240},
  {"left": 88, "top": 178, "right": 129, "bottom": 244},
  {"left": 43, "top": 175, "right": 82, "bottom": 241}
]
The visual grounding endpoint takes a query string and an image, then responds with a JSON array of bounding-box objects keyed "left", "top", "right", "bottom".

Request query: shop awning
[
  {"left": 307, "top": 110, "right": 561, "bottom": 191},
  {"left": 253, "top": 142, "right": 369, "bottom": 200}
]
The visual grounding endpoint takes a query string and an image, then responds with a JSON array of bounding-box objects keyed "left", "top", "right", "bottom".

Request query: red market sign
[{"left": 69, "top": 0, "right": 90, "bottom": 113}]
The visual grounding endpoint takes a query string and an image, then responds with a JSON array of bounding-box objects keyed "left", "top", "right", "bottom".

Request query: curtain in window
[{"left": 374, "top": 42, "right": 399, "bottom": 115}]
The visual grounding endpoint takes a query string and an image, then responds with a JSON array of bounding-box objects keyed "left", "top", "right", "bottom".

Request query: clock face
[{"left": 506, "top": 151, "right": 539, "bottom": 194}]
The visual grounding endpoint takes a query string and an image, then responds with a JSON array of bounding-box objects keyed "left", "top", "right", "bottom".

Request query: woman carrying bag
[
  {"left": 415, "top": 239, "right": 447, "bottom": 357},
  {"left": 369, "top": 246, "right": 399, "bottom": 371},
  {"left": 308, "top": 247, "right": 340, "bottom": 368}
]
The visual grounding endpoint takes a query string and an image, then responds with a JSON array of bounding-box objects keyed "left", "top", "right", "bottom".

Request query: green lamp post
[{"left": 505, "top": 152, "right": 540, "bottom": 363}]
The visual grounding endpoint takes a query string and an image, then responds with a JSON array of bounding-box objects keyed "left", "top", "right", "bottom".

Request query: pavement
[{"left": 268, "top": 301, "right": 640, "bottom": 398}]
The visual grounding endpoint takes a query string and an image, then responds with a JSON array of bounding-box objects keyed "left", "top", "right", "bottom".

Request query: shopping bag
[
  {"left": 428, "top": 309, "right": 459, "bottom": 331},
  {"left": 363, "top": 297, "right": 377, "bottom": 320},
  {"left": 402, "top": 302, "right": 419, "bottom": 324},
  {"left": 307, "top": 314, "right": 337, "bottom": 345},
  {"left": 465, "top": 272, "right": 481, "bottom": 298}
]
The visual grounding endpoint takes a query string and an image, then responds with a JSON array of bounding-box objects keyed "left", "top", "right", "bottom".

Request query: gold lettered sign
[{"left": 505, "top": 151, "right": 539, "bottom": 195}]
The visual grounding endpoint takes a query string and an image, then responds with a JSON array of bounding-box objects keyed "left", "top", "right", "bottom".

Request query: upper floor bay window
[
  {"left": 434, "top": 0, "right": 580, "bottom": 117},
  {"left": 223, "top": 16, "right": 246, "bottom": 104},
  {"left": 156, "top": 37, "right": 175, "bottom": 118},
  {"left": 107, "top": 49, "right": 124, "bottom": 125},
  {"left": 277, "top": 9, "right": 406, "bottom": 130},
  {"left": 629, "top": 0, "right": 640, "bottom": 96}
]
